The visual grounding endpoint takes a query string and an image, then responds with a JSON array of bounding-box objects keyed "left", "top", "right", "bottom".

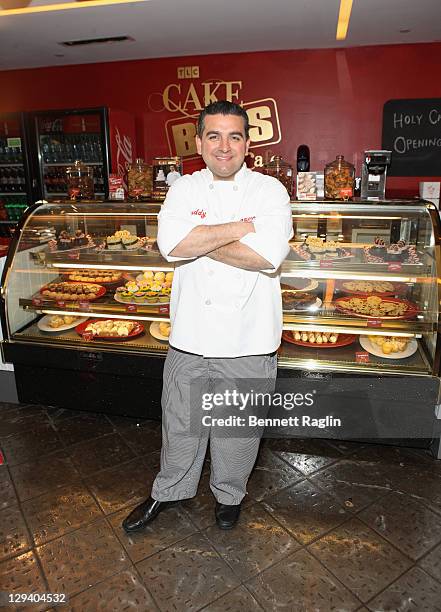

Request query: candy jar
[
  {"left": 324, "top": 155, "right": 355, "bottom": 200},
  {"left": 66, "top": 160, "right": 94, "bottom": 201},
  {"left": 264, "top": 155, "right": 293, "bottom": 195}
]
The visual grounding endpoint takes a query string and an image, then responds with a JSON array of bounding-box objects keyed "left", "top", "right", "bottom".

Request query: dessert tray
[
  {"left": 334, "top": 296, "right": 419, "bottom": 320},
  {"left": 336, "top": 280, "right": 405, "bottom": 297},
  {"left": 359, "top": 336, "right": 418, "bottom": 359},
  {"left": 282, "top": 330, "right": 356, "bottom": 348},
  {"left": 280, "top": 277, "right": 319, "bottom": 293},
  {"left": 149, "top": 321, "right": 171, "bottom": 342},
  {"left": 289, "top": 237, "right": 353, "bottom": 262},
  {"left": 61, "top": 269, "right": 123, "bottom": 286},
  {"left": 75, "top": 319, "right": 144, "bottom": 340},
  {"left": 364, "top": 237, "right": 421, "bottom": 265},
  {"left": 39, "top": 282, "right": 106, "bottom": 302},
  {"left": 38, "top": 314, "right": 88, "bottom": 332}
]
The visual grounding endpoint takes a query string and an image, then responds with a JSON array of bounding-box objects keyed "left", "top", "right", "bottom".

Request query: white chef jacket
[{"left": 157, "top": 164, "right": 293, "bottom": 357}]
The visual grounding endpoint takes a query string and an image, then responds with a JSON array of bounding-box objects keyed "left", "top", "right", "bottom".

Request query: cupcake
[
  {"left": 386, "top": 244, "right": 402, "bottom": 261},
  {"left": 133, "top": 291, "right": 146, "bottom": 303},
  {"left": 370, "top": 237, "right": 386, "bottom": 257}
]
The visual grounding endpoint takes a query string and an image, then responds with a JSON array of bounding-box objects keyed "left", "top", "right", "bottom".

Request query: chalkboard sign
[{"left": 382, "top": 98, "right": 441, "bottom": 176}]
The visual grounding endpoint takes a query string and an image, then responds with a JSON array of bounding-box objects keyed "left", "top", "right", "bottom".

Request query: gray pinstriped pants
[{"left": 151, "top": 347, "right": 277, "bottom": 505}]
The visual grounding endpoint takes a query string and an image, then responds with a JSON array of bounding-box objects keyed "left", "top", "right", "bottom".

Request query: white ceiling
[{"left": 0, "top": 0, "right": 440, "bottom": 71}]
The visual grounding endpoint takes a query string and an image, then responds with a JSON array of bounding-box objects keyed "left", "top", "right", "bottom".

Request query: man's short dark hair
[{"left": 197, "top": 100, "right": 249, "bottom": 139}]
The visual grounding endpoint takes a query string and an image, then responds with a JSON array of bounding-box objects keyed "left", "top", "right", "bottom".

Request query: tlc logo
[{"left": 165, "top": 98, "right": 281, "bottom": 160}]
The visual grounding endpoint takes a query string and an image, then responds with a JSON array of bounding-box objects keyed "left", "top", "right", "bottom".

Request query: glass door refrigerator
[
  {"left": 0, "top": 112, "right": 33, "bottom": 245},
  {"left": 27, "top": 107, "right": 136, "bottom": 202}
]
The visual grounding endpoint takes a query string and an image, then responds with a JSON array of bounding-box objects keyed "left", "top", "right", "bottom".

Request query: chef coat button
[
  {"left": 205, "top": 299, "right": 211, "bottom": 306},
  {"left": 233, "top": 185, "right": 238, "bottom": 191},
  {"left": 209, "top": 184, "right": 214, "bottom": 190}
]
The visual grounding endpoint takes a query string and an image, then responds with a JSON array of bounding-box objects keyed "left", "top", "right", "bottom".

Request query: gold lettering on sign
[
  {"left": 183, "top": 83, "right": 204, "bottom": 112},
  {"left": 247, "top": 105, "right": 274, "bottom": 142},
  {"left": 171, "top": 122, "right": 198, "bottom": 156},
  {"left": 163, "top": 84, "right": 182, "bottom": 112},
  {"left": 224, "top": 81, "right": 242, "bottom": 103}
]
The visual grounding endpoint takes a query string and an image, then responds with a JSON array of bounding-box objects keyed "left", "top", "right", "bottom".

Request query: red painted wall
[{"left": 1, "top": 42, "right": 440, "bottom": 196}]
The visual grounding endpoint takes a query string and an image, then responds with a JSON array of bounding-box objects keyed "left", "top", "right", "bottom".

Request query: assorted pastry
[
  {"left": 105, "top": 230, "right": 142, "bottom": 251},
  {"left": 63, "top": 269, "right": 122, "bottom": 284},
  {"left": 282, "top": 291, "right": 317, "bottom": 310},
  {"left": 291, "top": 330, "right": 340, "bottom": 344},
  {"left": 335, "top": 295, "right": 411, "bottom": 317},
  {"left": 40, "top": 282, "right": 103, "bottom": 301},
  {"left": 290, "top": 236, "right": 351, "bottom": 261},
  {"left": 115, "top": 270, "right": 173, "bottom": 303},
  {"left": 46, "top": 314, "right": 82, "bottom": 328},
  {"left": 83, "top": 319, "right": 139, "bottom": 337},
  {"left": 340, "top": 280, "right": 395, "bottom": 294},
  {"left": 158, "top": 322, "right": 171, "bottom": 338},
  {"left": 367, "top": 335, "right": 411, "bottom": 355},
  {"left": 364, "top": 237, "right": 421, "bottom": 264},
  {"left": 49, "top": 229, "right": 94, "bottom": 251}
]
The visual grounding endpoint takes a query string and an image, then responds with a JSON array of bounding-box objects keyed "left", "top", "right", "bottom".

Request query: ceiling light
[
  {"left": 0, "top": 0, "right": 148, "bottom": 17},
  {"left": 336, "top": 0, "right": 353, "bottom": 41}
]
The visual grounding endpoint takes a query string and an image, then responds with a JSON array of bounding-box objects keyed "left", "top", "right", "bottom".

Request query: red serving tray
[
  {"left": 282, "top": 331, "right": 357, "bottom": 348},
  {"left": 61, "top": 271, "right": 123, "bottom": 286},
  {"left": 333, "top": 296, "right": 419, "bottom": 320},
  {"left": 75, "top": 319, "right": 144, "bottom": 341},
  {"left": 39, "top": 282, "right": 106, "bottom": 301},
  {"left": 336, "top": 280, "right": 406, "bottom": 297}
]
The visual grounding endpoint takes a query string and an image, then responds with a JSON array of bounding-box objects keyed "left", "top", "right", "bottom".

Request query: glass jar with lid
[
  {"left": 264, "top": 155, "right": 293, "bottom": 195},
  {"left": 65, "top": 160, "right": 94, "bottom": 201},
  {"left": 324, "top": 155, "right": 355, "bottom": 200},
  {"left": 127, "top": 158, "right": 153, "bottom": 201}
]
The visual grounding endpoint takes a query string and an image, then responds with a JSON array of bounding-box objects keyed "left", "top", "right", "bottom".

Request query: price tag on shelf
[
  {"left": 367, "top": 318, "right": 382, "bottom": 327},
  {"left": 68, "top": 252, "right": 80, "bottom": 260},
  {"left": 125, "top": 304, "right": 137, "bottom": 313},
  {"left": 388, "top": 262, "right": 402, "bottom": 272},
  {"left": 320, "top": 260, "right": 333, "bottom": 269},
  {"left": 158, "top": 304, "right": 170, "bottom": 314},
  {"left": 56, "top": 300, "right": 66, "bottom": 308},
  {"left": 355, "top": 351, "right": 370, "bottom": 363},
  {"left": 78, "top": 301, "right": 90, "bottom": 311},
  {"left": 32, "top": 298, "right": 42, "bottom": 306}
]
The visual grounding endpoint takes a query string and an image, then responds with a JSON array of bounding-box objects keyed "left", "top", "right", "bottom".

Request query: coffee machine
[{"left": 361, "top": 150, "right": 392, "bottom": 200}]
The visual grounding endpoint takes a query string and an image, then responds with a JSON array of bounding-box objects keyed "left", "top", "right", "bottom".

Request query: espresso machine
[{"left": 360, "top": 150, "right": 392, "bottom": 200}]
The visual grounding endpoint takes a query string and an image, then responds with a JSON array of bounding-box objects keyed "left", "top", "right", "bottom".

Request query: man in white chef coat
[{"left": 123, "top": 100, "right": 292, "bottom": 532}]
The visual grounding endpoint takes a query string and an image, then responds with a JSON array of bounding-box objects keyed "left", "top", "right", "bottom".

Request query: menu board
[{"left": 382, "top": 98, "right": 441, "bottom": 176}]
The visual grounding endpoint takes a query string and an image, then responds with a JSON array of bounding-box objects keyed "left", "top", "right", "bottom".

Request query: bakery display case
[{"left": 1, "top": 198, "right": 441, "bottom": 454}]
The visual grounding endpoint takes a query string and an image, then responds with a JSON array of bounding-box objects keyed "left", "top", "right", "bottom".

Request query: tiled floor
[{"left": 1, "top": 402, "right": 441, "bottom": 611}]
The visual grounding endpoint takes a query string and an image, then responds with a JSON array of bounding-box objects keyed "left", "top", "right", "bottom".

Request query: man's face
[{"left": 196, "top": 113, "right": 250, "bottom": 181}]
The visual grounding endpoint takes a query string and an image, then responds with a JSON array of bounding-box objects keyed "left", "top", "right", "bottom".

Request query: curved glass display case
[{"left": 1, "top": 198, "right": 440, "bottom": 450}]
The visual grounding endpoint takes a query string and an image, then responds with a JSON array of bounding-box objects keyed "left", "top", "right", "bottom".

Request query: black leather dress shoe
[
  {"left": 122, "top": 497, "right": 177, "bottom": 533},
  {"left": 215, "top": 502, "right": 241, "bottom": 530}
]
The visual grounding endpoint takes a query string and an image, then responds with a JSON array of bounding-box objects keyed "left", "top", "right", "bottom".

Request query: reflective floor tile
[
  {"left": 246, "top": 446, "right": 304, "bottom": 502},
  {"left": 1, "top": 424, "right": 64, "bottom": 467},
  {"left": 0, "top": 505, "right": 31, "bottom": 561},
  {"left": 0, "top": 465, "right": 18, "bottom": 509},
  {"left": 262, "top": 479, "right": 348, "bottom": 544},
  {"left": 246, "top": 548, "right": 360, "bottom": 611},
  {"left": 10, "top": 451, "right": 80, "bottom": 502},
  {"left": 367, "top": 566, "right": 441, "bottom": 612},
  {"left": 181, "top": 472, "right": 220, "bottom": 530},
  {"left": 349, "top": 444, "right": 434, "bottom": 468},
  {"left": 66, "top": 433, "right": 136, "bottom": 476},
  {"left": 115, "top": 420, "right": 163, "bottom": 455},
  {"left": 46, "top": 407, "right": 85, "bottom": 422},
  {"left": 109, "top": 503, "right": 198, "bottom": 563},
  {"left": 202, "top": 585, "right": 263, "bottom": 611},
  {"left": 267, "top": 437, "right": 343, "bottom": 475},
  {"left": 0, "top": 406, "right": 50, "bottom": 438},
  {"left": 66, "top": 568, "right": 157, "bottom": 612},
  {"left": 85, "top": 457, "right": 155, "bottom": 515},
  {"left": 37, "top": 518, "right": 130, "bottom": 597},
  {"left": 385, "top": 466, "right": 441, "bottom": 514},
  {"left": 204, "top": 503, "right": 298, "bottom": 581},
  {"left": 308, "top": 517, "right": 412, "bottom": 603},
  {"left": 310, "top": 459, "right": 394, "bottom": 512},
  {"left": 54, "top": 412, "right": 114, "bottom": 447},
  {"left": 0, "top": 551, "right": 48, "bottom": 612},
  {"left": 419, "top": 541, "right": 441, "bottom": 583},
  {"left": 359, "top": 491, "right": 441, "bottom": 560},
  {"left": 21, "top": 482, "right": 102, "bottom": 546},
  {"left": 137, "top": 531, "right": 240, "bottom": 612}
]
